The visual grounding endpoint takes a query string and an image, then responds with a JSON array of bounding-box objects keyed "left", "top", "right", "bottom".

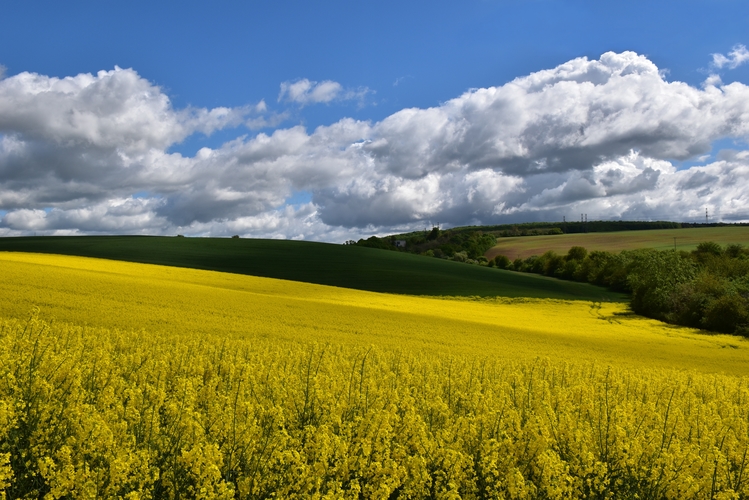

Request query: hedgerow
[{"left": 502, "top": 242, "right": 749, "bottom": 335}]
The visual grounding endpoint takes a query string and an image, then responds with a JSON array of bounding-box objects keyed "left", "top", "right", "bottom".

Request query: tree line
[
  {"left": 492, "top": 242, "right": 749, "bottom": 335},
  {"left": 354, "top": 228, "right": 497, "bottom": 261},
  {"left": 351, "top": 221, "right": 740, "bottom": 256}
]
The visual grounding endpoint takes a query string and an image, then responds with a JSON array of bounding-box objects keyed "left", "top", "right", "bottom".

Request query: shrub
[
  {"left": 627, "top": 250, "right": 697, "bottom": 320},
  {"left": 702, "top": 293, "right": 748, "bottom": 334},
  {"left": 452, "top": 251, "right": 468, "bottom": 263},
  {"left": 527, "top": 255, "right": 544, "bottom": 274},
  {"left": 557, "top": 259, "right": 579, "bottom": 280},
  {"left": 541, "top": 251, "right": 564, "bottom": 277},
  {"left": 566, "top": 246, "right": 588, "bottom": 261},
  {"left": 725, "top": 243, "right": 748, "bottom": 259},
  {"left": 668, "top": 273, "right": 725, "bottom": 328},
  {"left": 440, "top": 244, "right": 457, "bottom": 257},
  {"left": 695, "top": 241, "right": 723, "bottom": 256},
  {"left": 493, "top": 255, "right": 511, "bottom": 270}
]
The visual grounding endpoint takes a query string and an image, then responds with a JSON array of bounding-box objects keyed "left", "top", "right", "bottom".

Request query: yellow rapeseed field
[
  {"left": 0, "top": 252, "right": 747, "bottom": 373},
  {"left": 1, "top": 252, "right": 749, "bottom": 498}
]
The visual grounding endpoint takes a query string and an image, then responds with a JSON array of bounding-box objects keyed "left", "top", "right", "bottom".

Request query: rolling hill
[{"left": 0, "top": 235, "right": 625, "bottom": 301}]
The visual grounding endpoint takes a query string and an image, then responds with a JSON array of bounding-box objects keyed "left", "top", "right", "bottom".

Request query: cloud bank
[{"left": 1, "top": 51, "right": 749, "bottom": 241}]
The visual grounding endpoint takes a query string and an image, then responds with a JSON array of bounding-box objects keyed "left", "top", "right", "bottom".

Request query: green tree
[
  {"left": 628, "top": 250, "right": 697, "bottom": 319},
  {"left": 541, "top": 251, "right": 564, "bottom": 277},
  {"left": 702, "top": 294, "right": 748, "bottom": 333},
  {"left": 493, "top": 255, "right": 511, "bottom": 270},
  {"left": 566, "top": 246, "right": 588, "bottom": 261}
]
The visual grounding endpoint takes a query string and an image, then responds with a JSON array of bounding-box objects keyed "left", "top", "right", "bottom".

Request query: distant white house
[{"left": 395, "top": 240, "right": 407, "bottom": 248}]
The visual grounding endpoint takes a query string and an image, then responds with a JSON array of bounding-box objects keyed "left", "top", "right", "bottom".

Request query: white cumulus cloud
[
  {"left": 712, "top": 44, "right": 749, "bottom": 70},
  {"left": 1, "top": 51, "right": 749, "bottom": 241},
  {"left": 278, "top": 78, "right": 372, "bottom": 106}
]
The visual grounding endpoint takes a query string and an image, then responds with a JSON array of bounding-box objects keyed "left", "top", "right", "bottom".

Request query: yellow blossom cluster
[{"left": 1, "top": 312, "right": 748, "bottom": 499}]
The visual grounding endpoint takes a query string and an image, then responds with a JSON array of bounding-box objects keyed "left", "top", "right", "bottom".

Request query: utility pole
[{"left": 706, "top": 207, "right": 709, "bottom": 225}]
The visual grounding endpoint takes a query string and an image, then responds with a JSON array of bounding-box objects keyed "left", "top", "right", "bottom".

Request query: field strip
[
  {"left": 1, "top": 251, "right": 748, "bottom": 374},
  {"left": 487, "top": 226, "right": 749, "bottom": 259}
]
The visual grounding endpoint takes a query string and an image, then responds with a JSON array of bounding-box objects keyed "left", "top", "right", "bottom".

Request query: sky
[{"left": 1, "top": 0, "right": 749, "bottom": 242}]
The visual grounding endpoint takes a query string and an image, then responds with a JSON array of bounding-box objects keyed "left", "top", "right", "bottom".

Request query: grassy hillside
[
  {"left": 487, "top": 226, "right": 749, "bottom": 260},
  {"left": 0, "top": 236, "right": 625, "bottom": 301}
]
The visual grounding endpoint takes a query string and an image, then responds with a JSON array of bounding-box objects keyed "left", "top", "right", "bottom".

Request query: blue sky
[{"left": 1, "top": 1, "right": 749, "bottom": 240}]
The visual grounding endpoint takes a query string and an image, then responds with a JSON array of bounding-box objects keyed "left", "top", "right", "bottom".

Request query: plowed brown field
[{"left": 486, "top": 226, "right": 749, "bottom": 260}]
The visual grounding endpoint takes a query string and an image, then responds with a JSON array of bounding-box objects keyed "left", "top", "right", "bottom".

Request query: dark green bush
[
  {"left": 702, "top": 294, "right": 748, "bottom": 334},
  {"left": 494, "top": 255, "right": 511, "bottom": 270},
  {"left": 566, "top": 246, "right": 588, "bottom": 261}
]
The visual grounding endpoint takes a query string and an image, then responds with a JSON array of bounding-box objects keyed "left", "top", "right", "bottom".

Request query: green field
[
  {"left": 0, "top": 235, "right": 624, "bottom": 301},
  {"left": 487, "top": 226, "right": 749, "bottom": 260}
]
